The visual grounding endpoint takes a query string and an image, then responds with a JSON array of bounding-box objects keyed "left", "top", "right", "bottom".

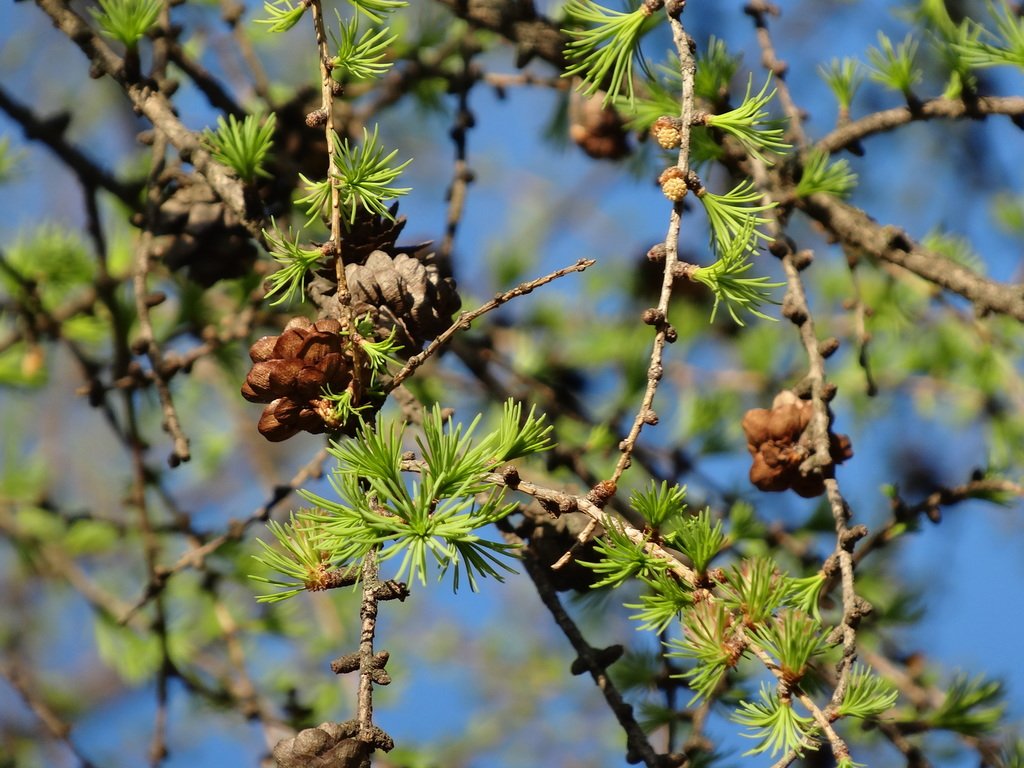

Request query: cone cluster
[
  {"left": 741, "top": 391, "right": 853, "bottom": 497},
  {"left": 243, "top": 207, "right": 461, "bottom": 441}
]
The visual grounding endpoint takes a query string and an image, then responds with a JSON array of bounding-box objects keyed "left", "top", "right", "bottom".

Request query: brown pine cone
[
  {"left": 241, "top": 317, "right": 375, "bottom": 441},
  {"left": 345, "top": 250, "right": 461, "bottom": 355},
  {"left": 151, "top": 180, "right": 257, "bottom": 286},
  {"left": 741, "top": 391, "right": 853, "bottom": 497}
]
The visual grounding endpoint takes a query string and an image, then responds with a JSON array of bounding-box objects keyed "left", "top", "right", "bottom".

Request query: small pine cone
[
  {"left": 341, "top": 204, "right": 411, "bottom": 265},
  {"left": 242, "top": 317, "right": 375, "bottom": 441},
  {"left": 346, "top": 250, "right": 461, "bottom": 354},
  {"left": 152, "top": 180, "right": 256, "bottom": 286}
]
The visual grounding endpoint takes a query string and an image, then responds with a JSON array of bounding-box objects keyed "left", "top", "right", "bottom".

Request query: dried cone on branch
[
  {"left": 245, "top": 205, "right": 460, "bottom": 440},
  {"left": 343, "top": 249, "right": 461, "bottom": 356},
  {"left": 151, "top": 179, "right": 257, "bottom": 286},
  {"left": 241, "top": 318, "right": 374, "bottom": 442},
  {"left": 741, "top": 390, "right": 853, "bottom": 497}
]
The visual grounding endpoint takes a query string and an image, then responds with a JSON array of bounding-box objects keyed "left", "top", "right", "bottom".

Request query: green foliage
[
  {"left": 626, "top": 571, "right": 693, "bottom": 632},
  {"left": 254, "top": 401, "right": 553, "bottom": 596},
  {"left": 563, "top": 0, "right": 659, "bottom": 105},
  {"left": 691, "top": 212, "right": 783, "bottom": 325},
  {"left": 697, "top": 179, "right": 774, "bottom": 250},
  {"left": 618, "top": 67, "right": 680, "bottom": 132},
  {"left": 94, "top": 615, "right": 161, "bottom": 684},
  {"left": 331, "top": 16, "right": 399, "bottom": 82},
  {"left": 629, "top": 480, "right": 687, "bottom": 528},
  {"left": 926, "top": 674, "right": 1006, "bottom": 736},
  {"left": 747, "top": 609, "right": 829, "bottom": 680},
  {"left": 667, "top": 508, "right": 725, "bottom": 574},
  {"left": 255, "top": 0, "right": 306, "bottom": 33},
  {"left": 668, "top": 601, "right": 741, "bottom": 702},
  {"left": 719, "top": 556, "right": 787, "bottom": 625},
  {"left": 704, "top": 76, "right": 790, "bottom": 164},
  {"left": 203, "top": 112, "right": 276, "bottom": 184},
  {"left": 251, "top": 515, "right": 334, "bottom": 602},
  {"left": 921, "top": 229, "right": 983, "bottom": 272},
  {"left": 819, "top": 57, "right": 864, "bottom": 112},
  {"left": 1, "top": 227, "right": 107, "bottom": 348},
  {"left": 581, "top": 523, "right": 665, "bottom": 589},
  {"left": 262, "top": 222, "right": 323, "bottom": 305},
  {"left": 784, "top": 572, "right": 826, "bottom": 622},
  {"left": 795, "top": 148, "right": 858, "bottom": 199},
  {"left": 90, "top": 0, "right": 160, "bottom": 47},
  {"left": 867, "top": 32, "right": 923, "bottom": 95},
  {"left": 732, "top": 683, "right": 818, "bottom": 757},
  {"left": 332, "top": 127, "right": 412, "bottom": 224},
  {"left": 954, "top": 2, "right": 1024, "bottom": 70},
  {"left": 348, "top": 0, "right": 407, "bottom": 24},
  {"left": 695, "top": 36, "right": 741, "bottom": 103},
  {"left": 0, "top": 135, "right": 20, "bottom": 184},
  {"left": 839, "top": 664, "right": 899, "bottom": 719}
]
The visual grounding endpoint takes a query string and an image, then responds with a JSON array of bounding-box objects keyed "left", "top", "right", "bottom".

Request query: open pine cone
[
  {"left": 151, "top": 179, "right": 257, "bottom": 286},
  {"left": 241, "top": 317, "right": 376, "bottom": 442},
  {"left": 343, "top": 249, "right": 461, "bottom": 356},
  {"left": 741, "top": 391, "right": 853, "bottom": 497}
]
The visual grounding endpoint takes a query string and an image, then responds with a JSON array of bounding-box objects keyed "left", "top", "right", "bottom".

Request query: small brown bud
[
  {"left": 818, "top": 337, "right": 840, "bottom": 358},
  {"left": 586, "top": 480, "right": 617, "bottom": 508},
  {"left": 305, "top": 108, "right": 328, "bottom": 127},
  {"left": 641, "top": 307, "right": 664, "bottom": 326},
  {"left": 791, "top": 249, "right": 814, "bottom": 270},
  {"left": 647, "top": 243, "right": 667, "bottom": 262}
]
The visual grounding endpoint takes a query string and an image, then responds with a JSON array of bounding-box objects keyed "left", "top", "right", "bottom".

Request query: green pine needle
[
  {"left": 667, "top": 601, "right": 741, "bottom": 702},
  {"left": 331, "top": 15, "right": 398, "bottom": 81},
  {"left": 867, "top": 32, "right": 922, "bottom": 94},
  {"left": 253, "top": 404, "right": 552, "bottom": 597},
  {"left": 262, "top": 222, "right": 323, "bottom": 306},
  {"left": 698, "top": 179, "right": 775, "bottom": 247},
  {"left": 732, "top": 683, "right": 819, "bottom": 757},
  {"left": 254, "top": 0, "right": 307, "bottom": 33},
  {"left": 718, "top": 556, "right": 787, "bottom": 624},
  {"left": 954, "top": 3, "right": 1024, "bottom": 70},
  {"left": 628, "top": 480, "right": 688, "bottom": 528},
  {"left": 331, "top": 126, "right": 412, "bottom": 224},
  {"left": 691, "top": 212, "right": 782, "bottom": 326},
  {"left": 203, "top": 112, "right": 276, "bottom": 184},
  {"left": 563, "top": 0, "right": 659, "bottom": 106},
  {"left": 348, "top": 0, "right": 407, "bottom": 24},
  {"left": 625, "top": 573, "right": 693, "bottom": 632},
  {"left": 796, "top": 148, "right": 857, "bottom": 199},
  {"left": 705, "top": 76, "right": 790, "bottom": 164},
  {"left": 747, "top": 609, "right": 829, "bottom": 681},
  {"left": 839, "top": 664, "right": 899, "bottom": 719},
  {"left": 695, "top": 36, "right": 741, "bottom": 103},
  {"left": 91, "top": 0, "right": 161, "bottom": 47},
  {"left": 580, "top": 523, "right": 665, "bottom": 589},
  {"left": 251, "top": 515, "right": 334, "bottom": 603},
  {"left": 819, "top": 58, "right": 863, "bottom": 112},
  {"left": 667, "top": 508, "right": 725, "bottom": 574}
]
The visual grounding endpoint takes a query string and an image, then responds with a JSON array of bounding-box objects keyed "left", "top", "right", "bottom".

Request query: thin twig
[
  {"left": 134, "top": 133, "right": 191, "bottom": 465},
  {"left": 816, "top": 95, "right": 1024, "bottom": 154},
  {"left": 610, "top": 8, "right": 697, "bottom": 485},
  {"left": 388, "top": 258, "right": 596, "bottom": 390},
  {"left": 498, "top": 523, "right": 671, "bottom": 768}
]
